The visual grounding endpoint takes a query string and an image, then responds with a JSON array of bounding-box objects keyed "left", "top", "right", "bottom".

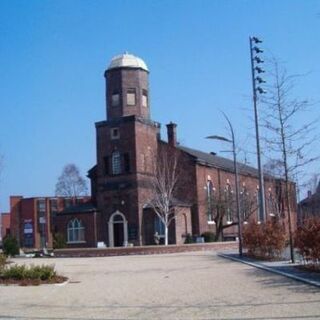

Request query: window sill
[{"left": 207, "top": 221, "right": 215, "bottom": 225}]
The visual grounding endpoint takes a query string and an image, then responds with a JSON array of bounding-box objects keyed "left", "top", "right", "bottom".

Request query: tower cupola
[{"left": 105, "top": 53, "right": 150, "bottom": 120}]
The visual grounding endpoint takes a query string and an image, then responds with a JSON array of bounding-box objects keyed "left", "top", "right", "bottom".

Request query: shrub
[
  {"left": 53, "top": 233, "right": 66, "bottom": 249},
  {"left": 25, "top": 265, "right": 56, "bottom": 280},
  {"left": 201, "top": 231, "right": 216, "bottom": 242},
  {"left": 3, "top": 235, "right": 19, "bottom": 256},
  {"left": 184, "top": 233, "right": 194, "bottom": 244},
  {"left": 243, "top": 220, "right": 286, "bottom": 259},
  {"left": 294, "top": 217, "right": 320, "bottom": 266},
  {"left": 1, "top": 264, "right": 56, "bottom": 281},
  {"left": 2, "top": 265, "right": 27, "bottom": 280},
  {"left": 0, "top": 254, "right": 7, "bottom": 270}
]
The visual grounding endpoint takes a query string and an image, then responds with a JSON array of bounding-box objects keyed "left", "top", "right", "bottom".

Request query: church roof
[
  {"left": 108, "top": 53, "right": 149, "bottom": 72},
  {"left": 59, "top": 202, "right": 97, "bottom": 215},
  {"left": 178, "top": 145, "right": 262, "bottom": 178},
  {"left": 144, "top": 197, "right": 192, "bottom": 209}
]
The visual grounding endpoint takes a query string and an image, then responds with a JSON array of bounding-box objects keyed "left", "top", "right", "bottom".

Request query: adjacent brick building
[
  {"left": 9, "top": 196, "right": 91, "bottom": 249},
  {"left": 9, "top": 53, "right": 297, "bottom": 250},
  {"left": 0, "top": 212, "right": 10, "bottom": 242}
]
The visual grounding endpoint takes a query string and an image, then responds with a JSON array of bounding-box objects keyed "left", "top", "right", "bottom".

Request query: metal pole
[
  {"left": 222, "top": 113, "right": 243, "bottom": 257},
  {"left": 250, "top": 37, "right": 266, "bottom": 222},
  {"left": 0, "top": 213, "right": 2, "bottom": 243}
]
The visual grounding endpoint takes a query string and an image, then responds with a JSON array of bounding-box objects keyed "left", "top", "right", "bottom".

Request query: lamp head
[
  {"left": 206, "top": 135, "right": 232, "bottom": 143},
  {"left": 253, "top": 46, "right": 263, "bottom": 53},
  {"left": 255, "top": 66, "right": 265, "bottom": 73},
  {"left": 252, "top": 36, "right": 263, "bottom": 43}
]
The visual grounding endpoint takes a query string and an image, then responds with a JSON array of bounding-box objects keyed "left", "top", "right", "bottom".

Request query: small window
[
  {"left": 67, "top": 218, "right": 85, "bottom": 243},
  {"left": 111, "top": 93, "right": 120, "bottom": 107},
  {"left": 104, "top": 156, "right": 109, "bottom": 175},
  {"left": 50, "top": 199, "right": 58, "bottom": 215},
  {"left": 127, "top": 89, "right": 136, "bottom": 106},
  {"left": 111, "top": 128, "right": 120, "bottom": 139},
  {"left": 142, "top": 90, "right": 148, "bottom": 107},
  {"left": 112, "top": 151, "right": 121, "bottom": 175},
  {"left": 124, "top": 153, "right": 130, "bottom": 173},
  {"left": 37, "top": 199, "right": 46, "bottom": 212}
]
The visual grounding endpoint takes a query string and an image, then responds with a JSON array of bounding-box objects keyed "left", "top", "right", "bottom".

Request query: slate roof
[
  {"left": 144, "top": 197, "right": 191, "bottom": 209},
  {"left": 300, "top": 193, "right": 320, "bottom": 206},
  {"left": 59, "top": 202, "right": 97, "bottom": 215},
  {"left": 178, "top": 145, "right": 262, "bottom": 178}
]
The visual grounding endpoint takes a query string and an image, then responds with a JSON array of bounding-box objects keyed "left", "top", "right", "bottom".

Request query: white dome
[{"left": 108, "top": 53, "right": 148, "bottom": 71}]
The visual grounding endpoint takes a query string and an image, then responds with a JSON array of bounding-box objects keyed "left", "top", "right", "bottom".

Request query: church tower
[
  {"left": 92, "top": 53, "right": 160, "bottom": 247},
  {"left": 105, "top": 53, "right": 150, "bottom": 120}
]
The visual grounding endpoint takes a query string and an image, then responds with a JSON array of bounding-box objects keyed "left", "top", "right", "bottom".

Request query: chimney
[
  {"left": 308, "top": 190, "right": 312, "bottom": 198},
  {"left": 156, "top": 123, "right": 161, "bottom": 140},
  {"left": 166, "top": 122, "right": 177, "bottom": 147}
]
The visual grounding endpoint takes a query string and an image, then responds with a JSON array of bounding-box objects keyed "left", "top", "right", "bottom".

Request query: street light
[
  {"left": 206, "top": 112, "right": 243, "bottom": 257},
  {"left": 250, "top": 36, "right": 267, "bottom": 222}
]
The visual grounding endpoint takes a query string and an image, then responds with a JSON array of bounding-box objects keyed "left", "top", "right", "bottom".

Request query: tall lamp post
[
  {"left": 249, "top": 36, "right": 267, "bottom": 222},
  {"left": 206, "top": 112, "right": 242, "bottom": 257}
]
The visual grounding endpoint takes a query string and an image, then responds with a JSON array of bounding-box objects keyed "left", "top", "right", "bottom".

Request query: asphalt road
[{"left": 0, "top": 251, "right": 319, "bottom": 320}]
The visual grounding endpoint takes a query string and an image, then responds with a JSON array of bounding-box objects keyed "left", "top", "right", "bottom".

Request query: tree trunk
[{"left": 164, "top": 225, "right": 168, "bottom": 246}]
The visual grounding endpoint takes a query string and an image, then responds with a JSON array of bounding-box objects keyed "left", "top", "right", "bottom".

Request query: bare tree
[
  {"left": 208, "top": 182, "right": 257, "bottom": 241},
  {"left": 55, "top": 164, "right": 88, "bottom": 197},
  {"left": 261, "top": 59, "right": 319, "bottom": 262},
  {"left": 263, "top": 159, "right": 285, "bottom": 179},
  {"left": 147, "top": 146, "right": 181, "bottom": 246}
]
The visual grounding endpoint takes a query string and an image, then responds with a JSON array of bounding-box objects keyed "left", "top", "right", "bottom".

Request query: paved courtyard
[{"left": 0, "top": 251, "right": 319, "bottom": 320}]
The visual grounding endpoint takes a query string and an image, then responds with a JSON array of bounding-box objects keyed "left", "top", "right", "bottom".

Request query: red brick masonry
[{"left": 54, "top": 241, "right": 237, "bottom": 257}]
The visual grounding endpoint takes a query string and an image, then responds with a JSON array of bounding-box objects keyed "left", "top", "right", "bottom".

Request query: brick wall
[
  {"left": 0, "top": 212, "right": 10, "bottom": 239},
  {"left": 54, "top": 241, "right": 238, "bottom": 257}
]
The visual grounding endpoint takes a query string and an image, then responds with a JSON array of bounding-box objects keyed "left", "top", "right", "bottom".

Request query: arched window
[
  {"left": 112, "top": 151, "right": 121, "bottom": 175},
  {"left": 67, "top": 219, "right": 85, "bottom": 243},
  {"left": 224, "top": 183, "right": 233, "bottom": 223},
  {"left": 267, "top": 190, "right": 279, "bottom": 218},
  {"left": 240, "top": 187, "right": 251, "bottom": 222},
  {"left": 207, "top": 180, "right": 214, "bottom": 222}
]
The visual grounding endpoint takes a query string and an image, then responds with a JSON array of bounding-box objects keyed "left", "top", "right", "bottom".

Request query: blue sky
[{"left": 1, "top": 0, "right": 320, "bottom": 212}]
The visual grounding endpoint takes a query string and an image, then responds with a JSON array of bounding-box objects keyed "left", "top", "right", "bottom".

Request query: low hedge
[
  {"left": 243, "top": 220, "right": 286, "bottom": 259},
  {"left": 1, "top": 264, "right": 56, "bottom": 281},
  {"left": 201, "top": 232, "right": 216, "bottom": 243},
  {"left": 295, "top": 217, "right": 320, "bottom": 266}
]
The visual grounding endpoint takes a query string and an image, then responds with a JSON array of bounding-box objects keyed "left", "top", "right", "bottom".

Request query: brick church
[{"left": 9, "top": 53, "right": 297, "bottom": 249}]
